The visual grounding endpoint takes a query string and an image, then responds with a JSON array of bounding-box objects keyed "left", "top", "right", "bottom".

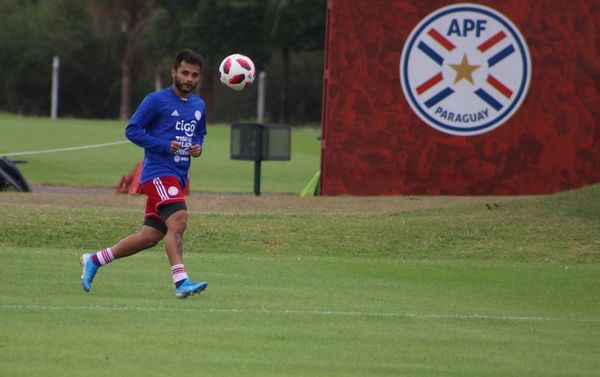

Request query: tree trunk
[
  {"left": 119, "top": 5, "right": 133, "bottom": 121},
  {"left": 118, "top": 4, "right": 157, "bottom": 120},
  {"left": 119, "top": 58, "right": 132, "bottom": 120},
  {"left": 89, "top": 1, "right": 158, "bottom": 120}
]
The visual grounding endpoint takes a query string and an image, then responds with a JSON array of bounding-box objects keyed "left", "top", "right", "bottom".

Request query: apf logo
[{"left": 400, "top": 4, "right": 531, "bottom": 136}]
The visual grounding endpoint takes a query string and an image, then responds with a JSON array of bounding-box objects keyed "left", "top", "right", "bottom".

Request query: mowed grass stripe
[
  {"left": 1, "top": 246, "right": 600, "bottom": 377},
  {"left": 2, "top": 246, "right": 599, "bottom": 323},
  {"left": 2, "top": 304, "right": 599, "bottom": 323}
]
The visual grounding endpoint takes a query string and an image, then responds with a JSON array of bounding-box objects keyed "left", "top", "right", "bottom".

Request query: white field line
[
  {"left": 1, "top": 140, "right": 129, "bottom": 157},
  {"left": 1, "top": 303, "right": 599, "bottom": 323}
]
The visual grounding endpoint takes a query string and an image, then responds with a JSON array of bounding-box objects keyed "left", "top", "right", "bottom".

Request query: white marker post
[
  {"left": 51, "top": 56, "right": 60, "bottom": 119},
  {"left": 256, "top": 71, "right": 266, "bottom": 123},
  {"left": 254, "top": 71, "right": 267, "bottom": 195}
]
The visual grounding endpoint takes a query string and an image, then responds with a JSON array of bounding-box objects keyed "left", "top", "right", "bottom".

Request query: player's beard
[{"left": 174, "top": 79, "right": 197, "bottom": 94}]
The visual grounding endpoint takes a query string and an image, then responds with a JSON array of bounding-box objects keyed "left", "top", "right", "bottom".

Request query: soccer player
[{"left": 81, "top": 49, "right": 208, "bottom": 299}]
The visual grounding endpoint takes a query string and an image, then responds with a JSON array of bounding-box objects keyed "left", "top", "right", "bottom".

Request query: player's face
[{"left": 172, "top": 61, "right": 201, "bottom": 94}]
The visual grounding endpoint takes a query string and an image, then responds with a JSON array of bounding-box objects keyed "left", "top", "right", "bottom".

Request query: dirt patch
[{"left": 0, "top": 184, "right": 527, "bottom": 215}]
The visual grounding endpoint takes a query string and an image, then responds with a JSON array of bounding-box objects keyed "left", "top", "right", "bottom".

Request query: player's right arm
[
  {"left": 125, "top": 95, "right": 171, "bottom": 153},
  {"left": 170, "top": 141, "right": 182, "bottom": 153}
]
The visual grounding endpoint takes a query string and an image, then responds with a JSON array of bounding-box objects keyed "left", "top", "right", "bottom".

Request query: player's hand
[
  {"left": 170, "top": 141, "right": 181, "bottom": 153},
  {"left": 190, "top": 144, "right": 203, "bottom": 157}
]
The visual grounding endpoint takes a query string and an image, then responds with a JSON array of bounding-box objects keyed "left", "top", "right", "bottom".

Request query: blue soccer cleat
[
  {"left": 175, "top": 278, "right": 208, "bottom": 299},
  {"left": 80, "top": 253, "right": 99, "bottom": 293}
]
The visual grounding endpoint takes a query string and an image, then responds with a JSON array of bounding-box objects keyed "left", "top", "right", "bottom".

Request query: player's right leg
[{"left": 81, "top": 225, "right": 164, "bottom": 293}]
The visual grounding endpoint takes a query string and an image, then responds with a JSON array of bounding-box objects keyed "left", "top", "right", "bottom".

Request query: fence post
[{"left": 51, "top": 56, "right": 60, "bottom": 119}]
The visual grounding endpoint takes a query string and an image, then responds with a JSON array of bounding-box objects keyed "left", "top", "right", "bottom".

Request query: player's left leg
[{"left": 161, "top": 206, "right": 207, "bottom": 298}]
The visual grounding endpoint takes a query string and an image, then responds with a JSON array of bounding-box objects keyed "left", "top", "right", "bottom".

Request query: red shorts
[{"left": 140, "top": 176, "right": 186, "bottom": 223}]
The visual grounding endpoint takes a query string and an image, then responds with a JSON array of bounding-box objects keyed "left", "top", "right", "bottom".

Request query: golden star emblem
[{"left": 449, "top": 54, "right": 480, "bottom": 84}]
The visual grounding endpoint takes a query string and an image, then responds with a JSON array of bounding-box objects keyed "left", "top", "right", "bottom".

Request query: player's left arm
[
  {"left": 189, "top": 143, "right": 202, "bottom": 157},
  {"left": 190, "top": 107, "right": 207, "bottom": 158}
]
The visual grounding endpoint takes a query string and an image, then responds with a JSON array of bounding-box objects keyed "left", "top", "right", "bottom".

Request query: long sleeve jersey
[{"left": 125, "top": 87, "right": 207, "bottom": 187}]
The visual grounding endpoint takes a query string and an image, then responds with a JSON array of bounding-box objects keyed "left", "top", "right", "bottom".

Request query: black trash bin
[{"left": 230, "top": 123, "right": 291, "bottom": 195}]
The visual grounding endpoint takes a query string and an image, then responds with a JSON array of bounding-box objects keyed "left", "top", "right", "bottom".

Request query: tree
[
  {"left": 265, "top": 0, "right": 326, "bottom": 123},
  {"left": 0, "top": 0, "right": 119, "bottom": 117},
  {"left": 178, "top": 0, "right": 269, "bottom": 120},
  {"left": 0, "top": 0, "right": 326, "bottom": 123},
  {"left": 90, "top": 0, "right": 164, "bottom": 120}
]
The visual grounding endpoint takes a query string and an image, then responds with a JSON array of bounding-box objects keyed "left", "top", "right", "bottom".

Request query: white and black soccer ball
[{"left": 219, "top": 54, "right": 256, "bottom": 91}]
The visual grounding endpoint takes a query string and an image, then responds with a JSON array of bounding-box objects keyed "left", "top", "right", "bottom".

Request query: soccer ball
[{"left": 219, "top": 54, "right": 256, "bottom": 91}]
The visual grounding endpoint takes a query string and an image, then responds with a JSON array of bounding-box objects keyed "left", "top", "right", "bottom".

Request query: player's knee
[
  {"left": 166, "top": 211, "right": 188, "bottom": 234},
  {"left": 144, "top": 235, "right": 161, "bottom": 248},
  {"left": 159, "top": 202, "right": 188, "bottom": 233},
  {"left": 139, "top": 224, "right": 165, "bottom": 249},
  {"left": 141, "top": 230, "right": 163, "bottom": 249}
]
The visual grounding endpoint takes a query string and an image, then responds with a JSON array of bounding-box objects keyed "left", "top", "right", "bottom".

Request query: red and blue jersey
[{"left": 125, "top": 87, "right": 206, "bottom": 187}]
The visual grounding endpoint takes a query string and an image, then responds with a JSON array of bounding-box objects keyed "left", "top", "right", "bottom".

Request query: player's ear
[{"left": 170, "top": 66, "right": 176, "bottom": 79}]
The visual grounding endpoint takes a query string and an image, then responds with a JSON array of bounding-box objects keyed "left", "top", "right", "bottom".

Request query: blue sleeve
[
  {"left": 194, "top": 111, "right": 207, "bottom": 146},
  {"left": 125, "top": 95, "right": 171, "bottom": 153}
]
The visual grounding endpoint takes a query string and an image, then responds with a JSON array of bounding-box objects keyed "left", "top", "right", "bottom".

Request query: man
[{"left": 81, "top": 49, "right": 208, "bottom": 299}]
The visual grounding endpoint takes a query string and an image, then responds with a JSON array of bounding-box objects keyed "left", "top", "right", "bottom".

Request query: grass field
[
  {"left": 0, "top": 113, "right": 321, "bottom": 193},
  {"left": 1, "top": 114, "right": 599, "bottom": 375},
  {"left": 1, "top": 183, "right": 600, "bottom": 376}
]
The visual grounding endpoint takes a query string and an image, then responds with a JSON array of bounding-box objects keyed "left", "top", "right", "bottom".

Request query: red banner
[{"left": 320, "top": 0, "right": 600, "bottom": 195}]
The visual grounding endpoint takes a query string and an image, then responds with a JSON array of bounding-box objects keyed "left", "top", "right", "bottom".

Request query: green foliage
[
  {"left": 265, "top": 0, "right": 326, "bottom": 52},
  {"left": 264, "top": 50, "right": 324, "bottom": 124},
  {"left": 0, "top": 0, "right": 326, "bottom": 123},
  {"left": 0, "top": 0, "right": 120, "bottom": 117}
]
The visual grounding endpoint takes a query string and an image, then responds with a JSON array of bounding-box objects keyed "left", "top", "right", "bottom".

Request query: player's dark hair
[{"left": 173, "top": 49, "right": 204, "bottom": 71}]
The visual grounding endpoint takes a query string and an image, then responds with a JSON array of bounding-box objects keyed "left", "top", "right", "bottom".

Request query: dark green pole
[
  {"left": 253, "top": 125, "right": 263, "bottom": 196},
  {"left": 253, "top": 160, "right": 261, "bottom": 196}
]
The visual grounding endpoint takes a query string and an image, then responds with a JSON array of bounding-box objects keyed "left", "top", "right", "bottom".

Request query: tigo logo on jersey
[
  {"left": 175, "top": 120, "right": 196, "bottom": 137},
  {"left": 400, "top": 4, "right": 531, "bottom": 136}
]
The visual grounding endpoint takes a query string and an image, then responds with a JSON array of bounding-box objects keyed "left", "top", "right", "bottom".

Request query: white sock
[
  {"left": 95, "top": 248, "right": 115, "bottom": 266},
  {"left": 171, "top": 264, "right": 188, "bottom": 286}
]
